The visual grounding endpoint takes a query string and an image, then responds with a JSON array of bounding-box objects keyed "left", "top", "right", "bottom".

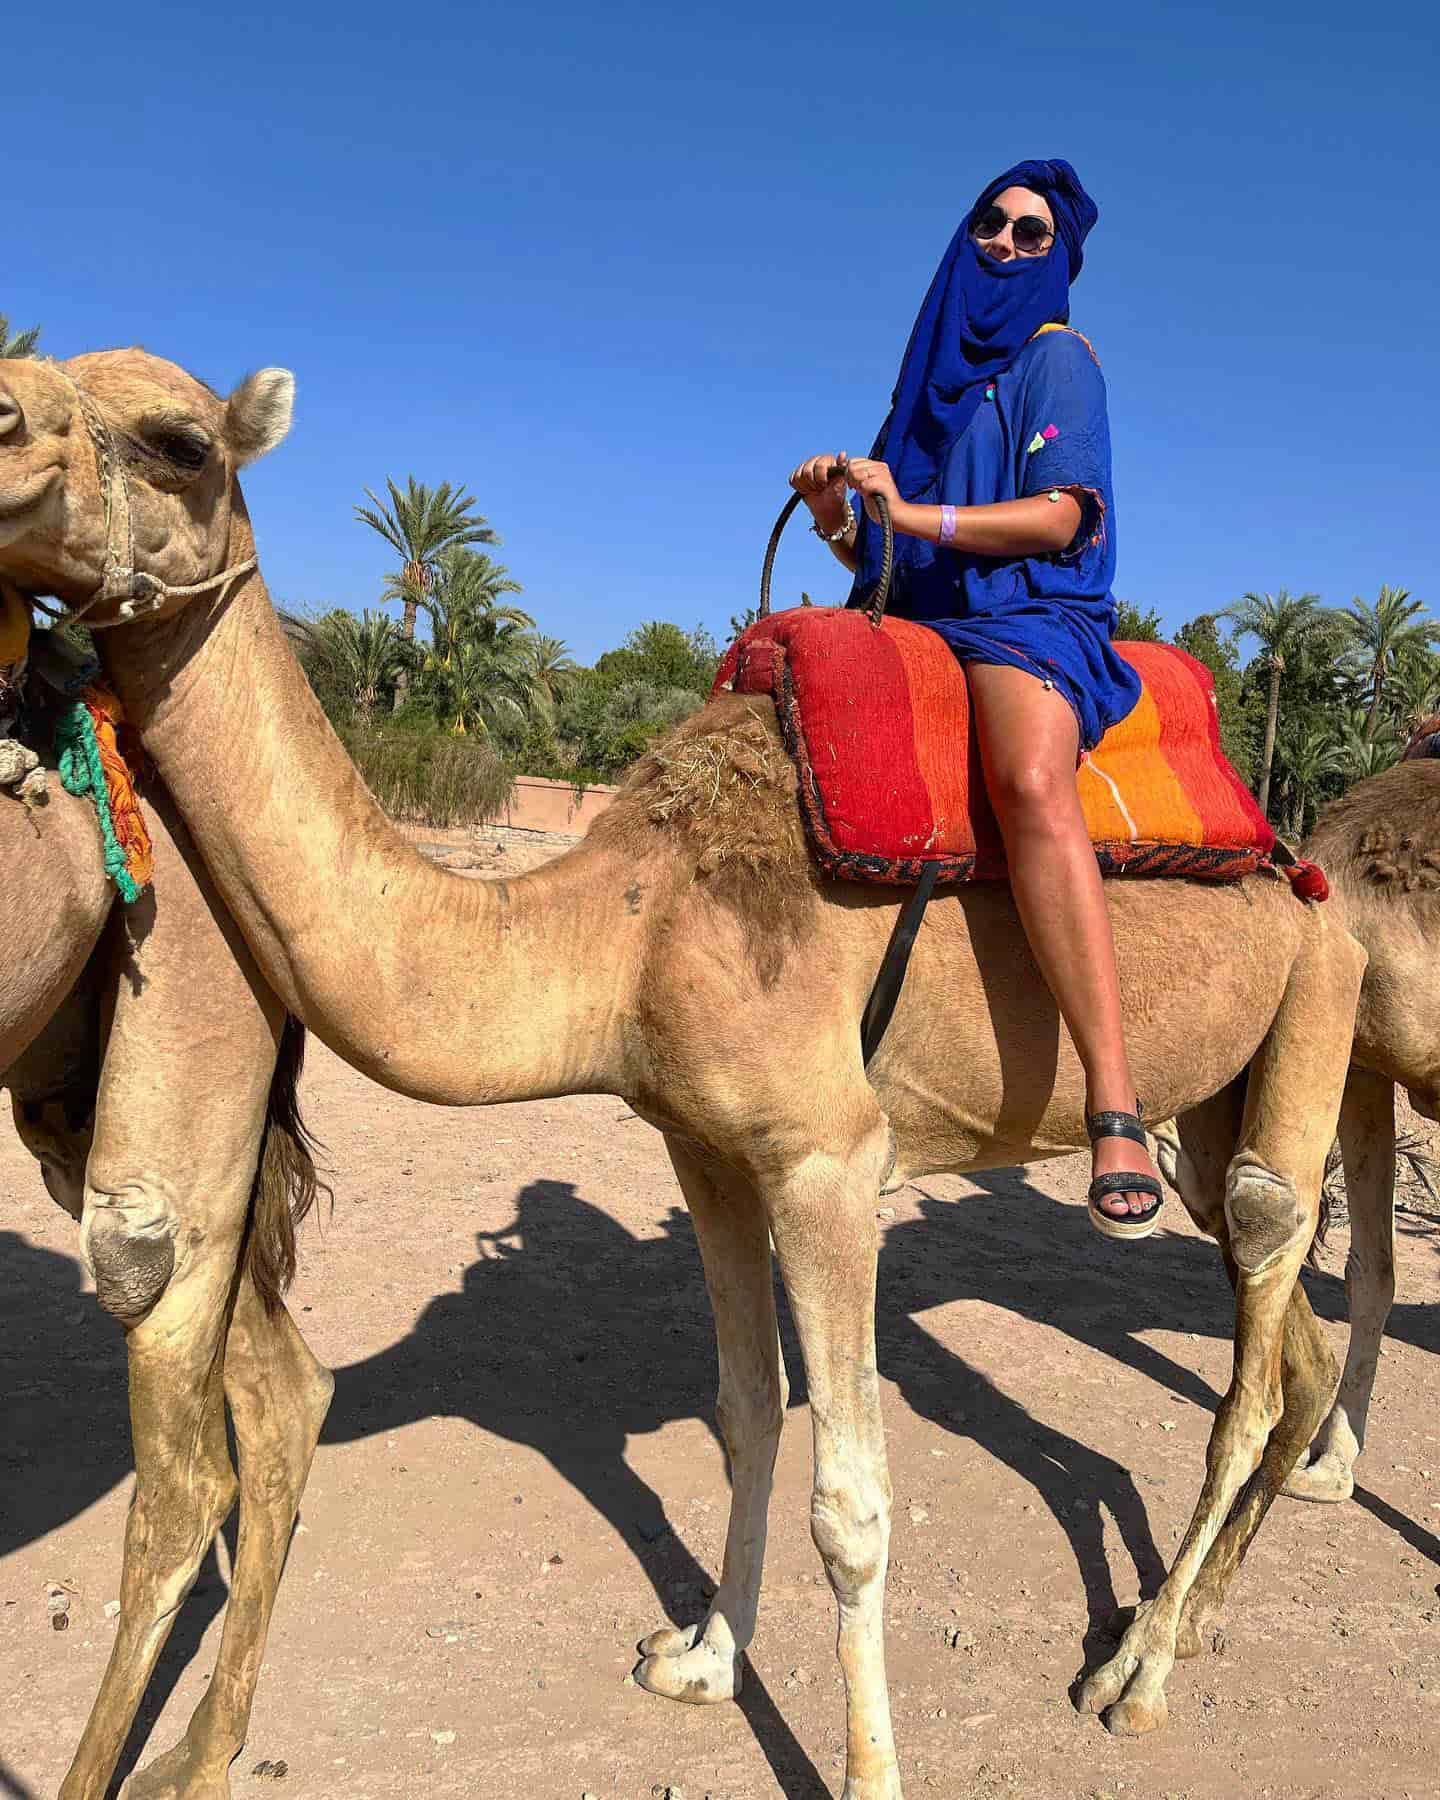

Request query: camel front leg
[
  {"left": 766, "top": 1118, "right": 901, "bottom": 1800},
  {"left": 1169, "top": 1280, "right": 1335, "bottom": 1658},
  {"left": 123, "top": 1278, "right": 333, "bottom": 1800},
  {"left": 1286, "top": 1065, "right": 1395, "bottom": 1504},
  {"left": 1077, "top": 919, "right": 1362, "bottom": 1737},
  {"left": 60, "top": 1235, "right": 242, "bottom": 1800},
  {"left": 61, "top": 794, "right": 283, "bottom": 1800},
  {"left": 637, "top": 1139, "right": 788, "bottom": 1704}
]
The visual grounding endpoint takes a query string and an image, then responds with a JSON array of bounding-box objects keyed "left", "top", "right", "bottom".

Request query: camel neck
[{"left": 100, "top": 529, "right": 634, "bottom": 1105}]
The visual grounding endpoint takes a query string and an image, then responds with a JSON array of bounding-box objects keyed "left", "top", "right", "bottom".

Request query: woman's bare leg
[{"left": 967, "top": 661, "right": 1155, "bottom": 1216}]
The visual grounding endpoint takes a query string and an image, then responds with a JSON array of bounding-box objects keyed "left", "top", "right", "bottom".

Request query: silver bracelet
[{"left": 811, "top": 499, "right": 855, "bottom": 543}]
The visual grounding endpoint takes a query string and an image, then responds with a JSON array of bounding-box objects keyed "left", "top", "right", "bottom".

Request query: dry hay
[{"left": 590, "top": 693, "right": 817, "bottom": 983}]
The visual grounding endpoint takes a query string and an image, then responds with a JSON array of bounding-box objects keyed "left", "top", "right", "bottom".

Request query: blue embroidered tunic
[{"left": 875, "top": 326, "right": 1141, "bottom": 751}]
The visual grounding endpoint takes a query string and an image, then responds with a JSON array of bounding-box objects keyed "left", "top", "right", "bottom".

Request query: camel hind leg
[
  {"left": 1077, "top": 917, "right": 1362, "bottom": 1737},
  {"left": 1285, "top": 1066, "right": 1395, "bottom": 1503},
  {"left": 637, "top": 1139, "right": 788, "bottom": 1705}
]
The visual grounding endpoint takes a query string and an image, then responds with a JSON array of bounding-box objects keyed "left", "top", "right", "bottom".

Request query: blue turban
[{"left": 855, "top": 158, "right": 1100, "bottom": 599}]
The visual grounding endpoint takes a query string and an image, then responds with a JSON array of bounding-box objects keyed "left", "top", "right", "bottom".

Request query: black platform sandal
[{"left": 1086, "top": 1106, "right": 1164, "bottom": 1242}]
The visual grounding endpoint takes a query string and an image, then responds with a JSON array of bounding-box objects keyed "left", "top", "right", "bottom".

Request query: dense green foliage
[
  {"left": 289, "top": 443, "right": 1435, "bottom": 836},
  {"left": 5, "top": 308, "right": 1430, "bottom": 838}
]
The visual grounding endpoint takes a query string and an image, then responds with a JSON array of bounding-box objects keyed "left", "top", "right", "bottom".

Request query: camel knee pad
[{"left": 81, "top": 1182, "right": 178, "bottom": 1322}]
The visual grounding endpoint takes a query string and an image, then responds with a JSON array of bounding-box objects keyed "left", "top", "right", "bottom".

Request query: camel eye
[
  {"left": 156, "top": 429, "right": 210, "bottom": 471},
  {"left": 139, "top": 416, "right": 212, "bottom": 474}
]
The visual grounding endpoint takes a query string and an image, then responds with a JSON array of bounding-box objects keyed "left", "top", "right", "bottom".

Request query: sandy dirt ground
[{"left": 4, "top": 834, "right": 1440, "bottom": 1800}]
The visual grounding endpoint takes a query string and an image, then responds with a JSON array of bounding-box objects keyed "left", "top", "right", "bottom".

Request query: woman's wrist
[{"left": 805, "top": 493, "right": 849, "bottom": 534}]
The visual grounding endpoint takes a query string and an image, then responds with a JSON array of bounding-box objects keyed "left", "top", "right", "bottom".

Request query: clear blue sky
[{"left": 11, "top": 0, "right": 1437, "bottom": 662}]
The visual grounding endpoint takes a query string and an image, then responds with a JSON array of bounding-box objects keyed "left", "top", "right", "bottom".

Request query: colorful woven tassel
[{"left": 55, "top": 683, "right": 153, "bottom": 903}]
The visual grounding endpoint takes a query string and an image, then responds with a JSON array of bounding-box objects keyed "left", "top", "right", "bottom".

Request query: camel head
[{"left": 0, "top": 349, "right": 293, "bottom": 626}]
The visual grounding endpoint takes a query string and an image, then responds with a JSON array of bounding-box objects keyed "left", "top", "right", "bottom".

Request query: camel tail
[
  {"left": 1309, "top": 1186, "right": 1332, "bottom": 1268},
  {"left": 244, "top": 1014, "right": 329, "bottom": 1313}
]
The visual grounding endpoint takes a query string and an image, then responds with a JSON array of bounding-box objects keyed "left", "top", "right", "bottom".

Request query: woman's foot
[
  {"left": 1086, "top": 1105, "right": 1164, "bottom": 1240},
  {"left": 1092, "top": 1132, "right": 1162, "bottom": 1218}
]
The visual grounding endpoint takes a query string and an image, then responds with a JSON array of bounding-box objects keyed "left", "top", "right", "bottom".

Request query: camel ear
[{"left": 225, "top": 368, "right": 295, "bottom": 467}]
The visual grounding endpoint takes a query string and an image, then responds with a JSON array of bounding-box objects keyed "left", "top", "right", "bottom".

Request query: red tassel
[{"left": 1284, "top": 858, "right": 1330, "bottom": 903}]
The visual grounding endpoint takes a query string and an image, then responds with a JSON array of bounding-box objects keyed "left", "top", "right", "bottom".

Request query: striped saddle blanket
[{"left": 715, "top": 606, "right": 1325, "bottom": 897}]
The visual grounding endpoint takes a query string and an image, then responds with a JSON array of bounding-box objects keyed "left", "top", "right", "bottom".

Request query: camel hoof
[
  {"left": 637, "top": 1622, "right": 698, "bottom": 1659},
  {"left": 121, "top": 1739, "right": 232, "bottom": 1800},
  {"left": 1283, "top": 1455, "right": 1354, "bottom": 1504},
  {"left": 1103, "top": 1691, "right": 1169, "bottom": 1737},
  {"left": 1075, "top": 1656, "right": 1132, "bottom": 1717},
  {"left": 634, "top": 1627, "right": 740, "bottom": 1705}
]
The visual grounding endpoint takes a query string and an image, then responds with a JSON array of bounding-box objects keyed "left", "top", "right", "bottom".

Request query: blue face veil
[{"left": 853, "top": 158, "right": 1100, "bottom": 599}]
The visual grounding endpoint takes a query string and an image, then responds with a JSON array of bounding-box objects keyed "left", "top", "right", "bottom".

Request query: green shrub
[{"left": 336, "top": 720, "right": 513, "bottom": 826}]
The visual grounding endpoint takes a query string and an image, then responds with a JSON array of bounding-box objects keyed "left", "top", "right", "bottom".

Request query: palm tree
[
  {"left": 1273, "top": 719, "right": 1342, "bottom": 841},
  {"left": 518, "top": 633, "right": 578, "bottom": 717},
  {"left": 438, "top": 638, "right": 532, "bottom": 738},
  {"left": 284, "top": 607, "right": 408, "bottom": 721},
  {"left": 1331, "top": 705, "right": 1402, "bottom": 786},
  {"left": 355, "top": 479, "right": 498, "bottom": 710},
  {"left": 1385, "top": 643, "right": 1440, "bottom": 740},
  {"left": 1336, "top": 585, "right": 1437, "bottom": 741},
  {"left": 404, "top": 550, "right": 530, "bottom": 673},
  {"left": 0, "top": 314, "right": 41, "bottom": 358},
  {"left": 1218, "top": 588, "right": 1324, "bottom": 818}
]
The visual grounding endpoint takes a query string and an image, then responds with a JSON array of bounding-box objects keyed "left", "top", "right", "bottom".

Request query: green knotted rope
[{"left": 55, "top": 698, "right": 144, "bottom": 904}]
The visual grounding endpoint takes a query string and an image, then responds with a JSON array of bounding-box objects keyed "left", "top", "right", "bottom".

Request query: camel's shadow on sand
[{"left": 5, "top": 1170, "right": 1440, "bottom": 1795}]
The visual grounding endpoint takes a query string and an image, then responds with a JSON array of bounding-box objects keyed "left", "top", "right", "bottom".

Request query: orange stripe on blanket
[
  {"left": 893, "top": 622, "right": 984, "bottom": 854},
  {"left": 1088, "top": 673, "right": 1205, "bottom": 844}
]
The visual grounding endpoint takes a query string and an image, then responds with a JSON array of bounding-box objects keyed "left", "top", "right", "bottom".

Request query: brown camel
[
  {"left": 0, "top": 767, "right": 328, "bottom": 1800},
  {"left": 0, "top": 349, "right": 1366, "bottom": 1800}
]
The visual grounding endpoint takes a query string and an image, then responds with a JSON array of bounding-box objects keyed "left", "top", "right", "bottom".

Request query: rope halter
[{"left": 32, "top": 361, "right": 257, "bottom": 629}]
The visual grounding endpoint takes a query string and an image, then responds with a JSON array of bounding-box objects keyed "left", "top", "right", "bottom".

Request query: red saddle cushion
[{"left": 715, "top": 607, "right": 1324, "bottom": 896}]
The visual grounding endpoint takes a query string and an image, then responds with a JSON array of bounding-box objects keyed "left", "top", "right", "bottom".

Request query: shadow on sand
[{"left": 6, "top": 1167, "right": 1439, "bottom": 1792}]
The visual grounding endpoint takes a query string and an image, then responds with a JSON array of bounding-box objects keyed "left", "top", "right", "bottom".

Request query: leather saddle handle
[{"left": 759, "top": 455, "right": 893, "bottom": 626}]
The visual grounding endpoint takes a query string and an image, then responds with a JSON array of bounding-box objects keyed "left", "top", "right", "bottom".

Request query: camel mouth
[{"left": 0, "top": 467, "right": 60, "bottom": 526}]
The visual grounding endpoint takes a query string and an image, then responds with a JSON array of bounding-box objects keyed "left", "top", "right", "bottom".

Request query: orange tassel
[{"left": 80, "top": 684, "right": 154, "bottom": 894}]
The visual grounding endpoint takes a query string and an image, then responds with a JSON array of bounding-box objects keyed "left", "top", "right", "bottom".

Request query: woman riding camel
[{"left": 791, "top": 156, "right": 1164, "bottom": 1241}]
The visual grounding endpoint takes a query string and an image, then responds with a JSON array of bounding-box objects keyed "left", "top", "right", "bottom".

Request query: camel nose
[{"left": 0, "top": 384, "right": 21, "bottom": 440}]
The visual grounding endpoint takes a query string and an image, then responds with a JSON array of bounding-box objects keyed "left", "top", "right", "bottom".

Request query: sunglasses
[{"left": 971, "top": 204, "right": 1054, "bottom": 255}]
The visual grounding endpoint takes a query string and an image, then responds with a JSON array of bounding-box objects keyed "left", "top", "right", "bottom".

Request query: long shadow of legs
[
  {"left": 324, "top": 1179, "right": 827, "bottom": 1797},
  {"left": 0, "top": 1230, "right": 132, "bottom": 1558},
  {"left": 0, "top": 1757, "right": 37, "bottom": 1800},
  {"left": 876, "top": 1175, "right": 1184, "bottom": 1651},
  {"left": 1353, "top": 1484, "right": 1440, "bottom": 1567}
]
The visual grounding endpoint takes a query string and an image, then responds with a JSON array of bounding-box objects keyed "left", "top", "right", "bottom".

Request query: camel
[
  {"left": 0, "top": 349, "right": 1368, "bottom": 1800},
  {"left": 0, "top": 764, "right": 328, "bottom": 1800}
]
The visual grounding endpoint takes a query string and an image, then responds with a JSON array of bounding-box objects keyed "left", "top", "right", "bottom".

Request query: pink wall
[{"left": 483, "top": 774, "right": 617, "bottom": 836}]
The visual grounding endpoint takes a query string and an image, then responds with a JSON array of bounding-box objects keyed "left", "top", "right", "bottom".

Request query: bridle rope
[{"left": 30, "top": 362, "right": 257, "bottom": 628}]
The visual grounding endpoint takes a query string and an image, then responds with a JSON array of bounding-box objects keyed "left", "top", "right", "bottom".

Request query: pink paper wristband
[{"left": 939, "top": 504, "right": 958, "bottom": 547}]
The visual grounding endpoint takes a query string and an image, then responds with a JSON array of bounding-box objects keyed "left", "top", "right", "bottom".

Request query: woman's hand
[
  {"left": 843, "top": 457, "right": 903, "bottom": 523},
  {"left": 789, "top": 453, "right": 851, "bottom": 536}
]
